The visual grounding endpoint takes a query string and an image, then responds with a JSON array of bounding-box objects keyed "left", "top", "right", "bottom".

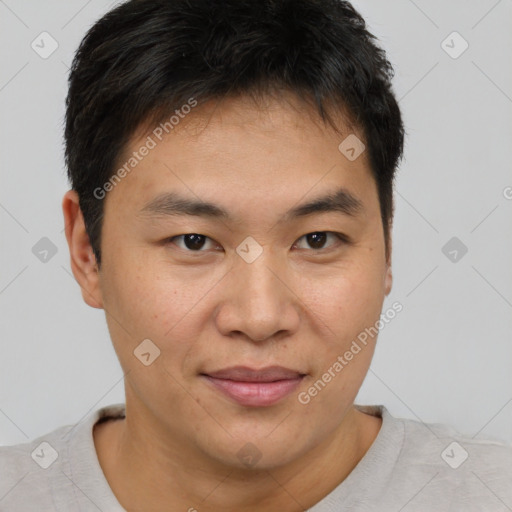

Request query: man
[{"left": 1, "top": 0, "right": 510, "bottom": 510}]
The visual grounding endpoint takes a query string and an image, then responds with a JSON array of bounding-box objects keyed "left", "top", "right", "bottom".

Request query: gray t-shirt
[{"left": 1, "top": 403, "right": 511, "bottom": 511}]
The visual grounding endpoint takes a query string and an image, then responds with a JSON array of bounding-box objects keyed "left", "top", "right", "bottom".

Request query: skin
[{"left": 63, "top": 92, "right": 392, "bottom": 512}]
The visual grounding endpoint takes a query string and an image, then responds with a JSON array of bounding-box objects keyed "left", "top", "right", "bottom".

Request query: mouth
[{"left": 200, "top": 365, "right": 307, "bottom": 407}]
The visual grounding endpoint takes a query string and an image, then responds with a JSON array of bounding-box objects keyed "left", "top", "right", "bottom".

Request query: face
[{"left": 67, "top": 93, "right": 392, "bottom": 470}]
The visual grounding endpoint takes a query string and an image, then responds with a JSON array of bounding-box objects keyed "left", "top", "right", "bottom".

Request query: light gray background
[{"left": 1, "top": 0, "right": 511, "bottom": 446}]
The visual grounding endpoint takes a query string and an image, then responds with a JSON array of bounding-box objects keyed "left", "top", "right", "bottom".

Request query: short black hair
[{"left": 64, "top": 0, "right": 405, "bottom": 266}]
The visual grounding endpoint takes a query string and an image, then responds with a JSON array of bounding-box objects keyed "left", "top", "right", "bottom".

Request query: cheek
[
  {"left": 296, "top": 266, "right": 384, "bottom": 417},
  {"left": 114, "top": 272, "right": 196, "bottom": 337},
  {"left": 104, "top": 258, "right": 223, "bottom": 364},
  {"left": 101, "top": 267, "right": 205, "bottom": 406},
  {"left": 304, "top": 261, "right": 386, "bottom": 340}
]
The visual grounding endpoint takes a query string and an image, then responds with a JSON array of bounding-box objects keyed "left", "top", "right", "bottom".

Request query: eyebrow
[{"left": 138, "top": 187, "right": 363, "bottom": 222}]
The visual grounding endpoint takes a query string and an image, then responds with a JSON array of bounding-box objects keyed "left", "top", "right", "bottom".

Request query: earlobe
[
  {"left": 62, "top": 190, "right": 104, "bottom": 309},
  {"left": 384, "top": 264, "right": 393, "bottom": 296}
]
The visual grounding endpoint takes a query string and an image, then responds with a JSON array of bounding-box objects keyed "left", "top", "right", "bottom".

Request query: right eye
[{"left": 165, "top": 234, "right": 220, "bottom": 252}]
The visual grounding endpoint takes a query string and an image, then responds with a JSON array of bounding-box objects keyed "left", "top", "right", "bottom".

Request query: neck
[{"left": 94, "top": 401, "right": 381, "bottom": 512}]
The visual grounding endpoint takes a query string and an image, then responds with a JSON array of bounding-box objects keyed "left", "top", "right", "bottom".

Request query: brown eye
[
  {"left": 168, "top": 234, "right": 215, "bottom": 251},
  {"left": 294, "top": 232, "right": 347, "bottom": 251}
]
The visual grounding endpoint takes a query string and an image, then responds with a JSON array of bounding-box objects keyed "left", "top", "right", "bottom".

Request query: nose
[{"left": 214, "top": 249, "right": 301, "bottom": 344}]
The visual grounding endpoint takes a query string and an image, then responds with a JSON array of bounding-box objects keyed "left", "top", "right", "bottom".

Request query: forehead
[{"left": 105, "top": 93, "right": 377, "bottom": 218}]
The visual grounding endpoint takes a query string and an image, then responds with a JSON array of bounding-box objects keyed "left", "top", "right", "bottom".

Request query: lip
[{"left": 201, "top": 365, "right": 306, "bottom": 407}]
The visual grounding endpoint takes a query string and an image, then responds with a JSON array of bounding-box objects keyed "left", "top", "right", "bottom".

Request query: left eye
[
  {"left": 294, "top": 231, "right": 346, "bottom": 251},
  {"left": 167, "top": 231, "right": 347, "bottom": 252}
]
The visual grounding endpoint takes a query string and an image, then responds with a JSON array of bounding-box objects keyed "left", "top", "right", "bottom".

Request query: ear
[
  {"left": 62, "top": 190, "right": 103, "bottom": 309},
  {"left": 384, "top": 236, "right": 392, "bottom": 296}
]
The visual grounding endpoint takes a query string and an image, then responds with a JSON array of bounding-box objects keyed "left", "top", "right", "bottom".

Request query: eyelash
[{"left": 165, "top": 231, "right": 351, "bottom": 253}]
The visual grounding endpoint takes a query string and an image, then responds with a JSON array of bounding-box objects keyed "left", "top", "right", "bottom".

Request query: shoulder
[
  {"left": 400, "top": 413, "right": 512, "bottom": 469},
  {"left": 0, "top": 423, "right": 73, "bottom": 508},
  {"left": 0, "top": 404, "right": 126, "bottom": 509},
  {"left": 395, "top": 412, "right": 512, "bottom": 508}
]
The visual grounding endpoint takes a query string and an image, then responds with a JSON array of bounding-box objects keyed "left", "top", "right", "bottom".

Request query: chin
[{"left": 195, "top": 424, "right": 314, "bottom": 472}]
